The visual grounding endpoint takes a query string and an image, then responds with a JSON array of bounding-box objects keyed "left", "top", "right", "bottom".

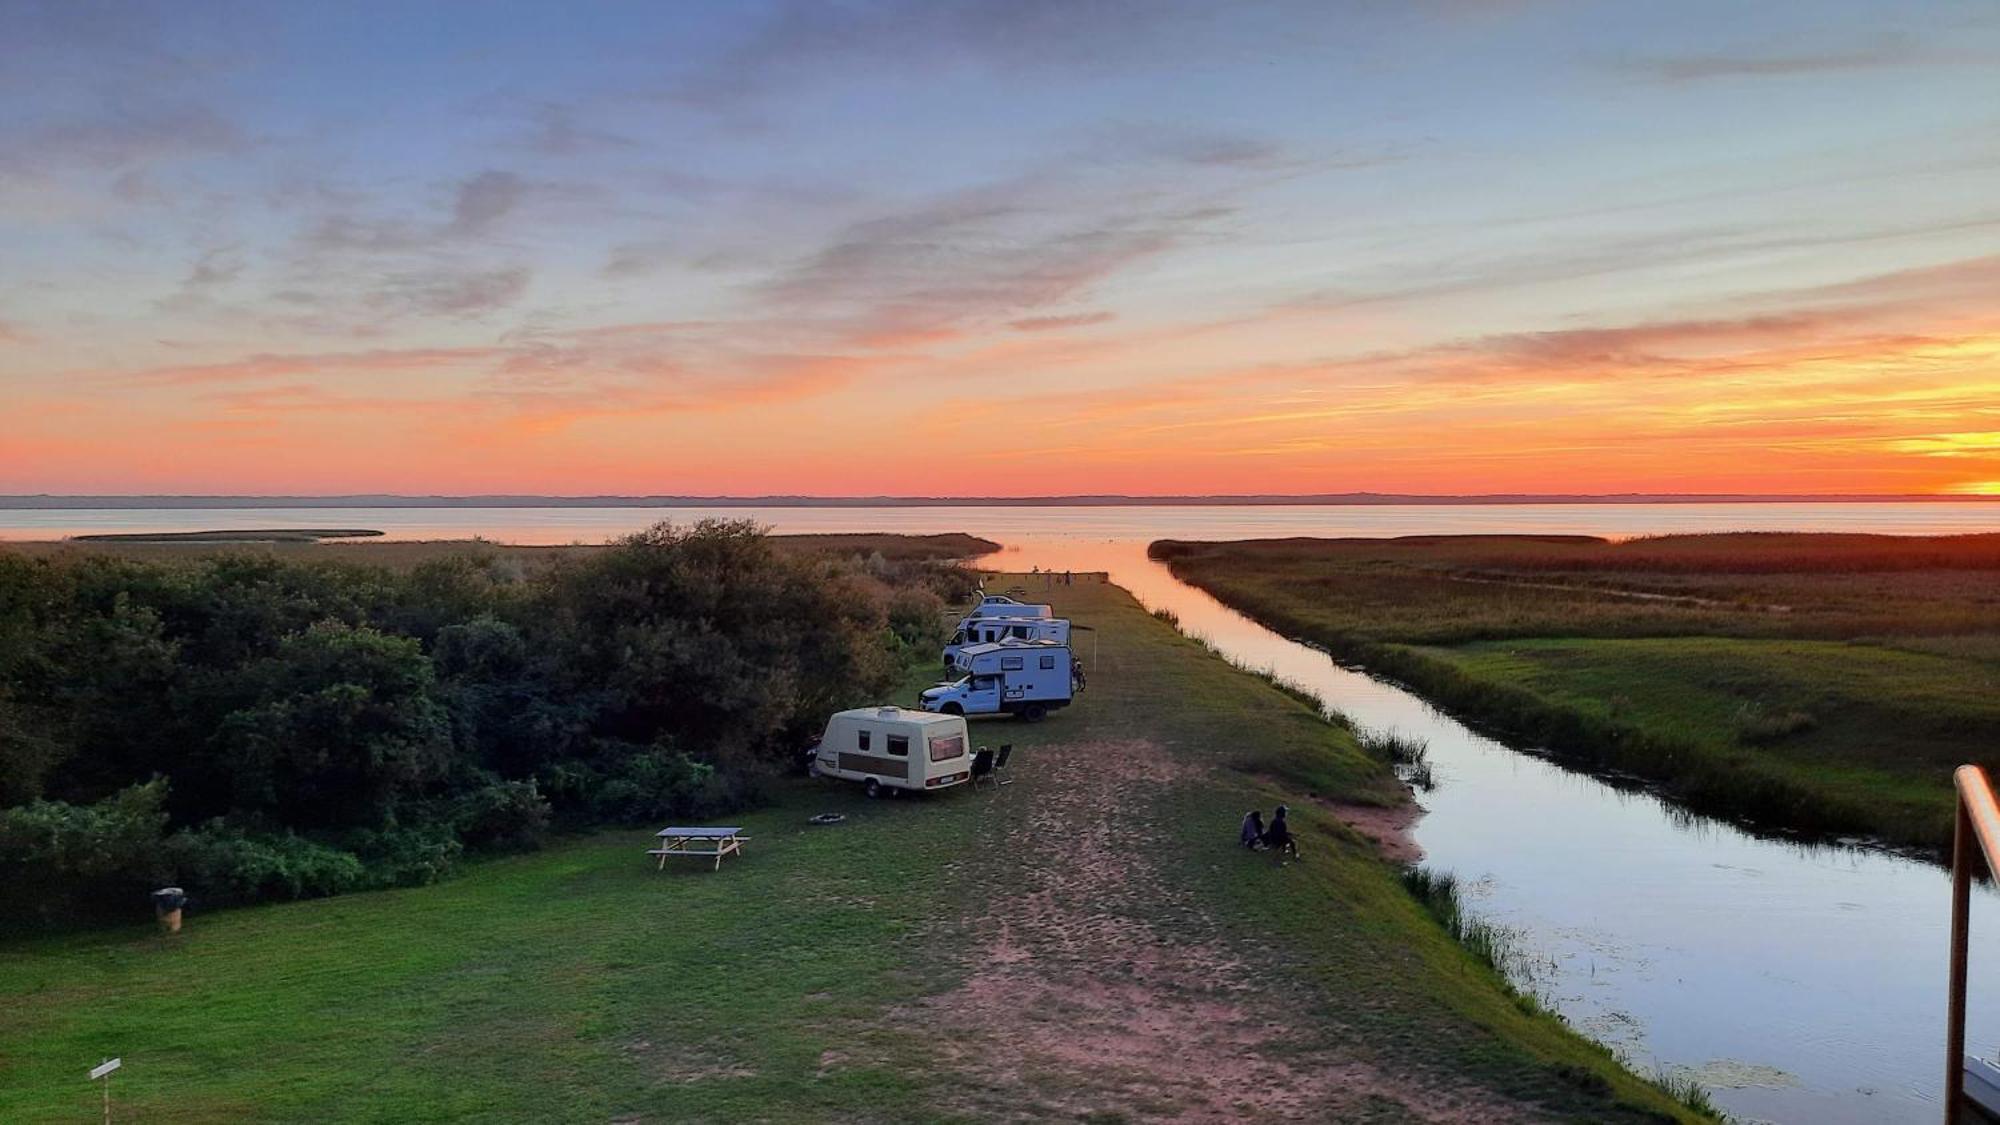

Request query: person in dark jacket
[
  {"left": 1239, "top": 810, "right": 1266, "bottom": 849},
  {"left": 1263, "top": 805, "right": 1298, "bottom": 859}
]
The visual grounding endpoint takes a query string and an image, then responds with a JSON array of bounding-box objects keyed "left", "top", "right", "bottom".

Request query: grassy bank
[
  {"left": 0, "top": 575, "right": 1703, "bottom": 1122},
  {"left": 1154, "top": 533, "right": 2000, "bottom": 852}
]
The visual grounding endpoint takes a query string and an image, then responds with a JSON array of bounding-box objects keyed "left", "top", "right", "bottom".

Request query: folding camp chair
[{"left": 972, "top": 744, "right": 1014, "bottom": 791}]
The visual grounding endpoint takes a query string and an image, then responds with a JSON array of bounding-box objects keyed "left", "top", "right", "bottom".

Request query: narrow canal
[{"left": 1000, "top": 536, "right": 2000, "bottom": 1125}]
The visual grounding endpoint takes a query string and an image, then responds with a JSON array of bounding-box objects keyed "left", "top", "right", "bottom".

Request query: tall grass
[
  {"left": 1361, "top": 728, "right": 1435, "bottom": 790},
  {"left": 1651, "top": 1068, "right": 1722, "bottom": 1118},
  {"left": 1400, "top": 867, "right": 1513, "bottom": 972}
]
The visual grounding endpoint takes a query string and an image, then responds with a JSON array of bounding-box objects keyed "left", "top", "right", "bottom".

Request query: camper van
[
  {"left": 810, "top": 706, "right": 973, "bottom": 798},
  {"left": 942, "top": 616, "right": 1071, "bottom": 670},
  {"left": 965, "top": 595, "right": 1053, "bottom": 621},
  {"left": 921, "top": 639, "right": 1075, "bottom": 721}
]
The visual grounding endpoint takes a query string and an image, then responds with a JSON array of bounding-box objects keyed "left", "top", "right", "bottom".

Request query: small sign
[{"left": 89, "top": 1058, "right": 121, "bottom": 1080}]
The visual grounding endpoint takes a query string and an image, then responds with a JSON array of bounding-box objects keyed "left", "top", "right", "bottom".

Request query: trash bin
[{"left": 152, "top": 887, "right": 186, "bottom": 934}]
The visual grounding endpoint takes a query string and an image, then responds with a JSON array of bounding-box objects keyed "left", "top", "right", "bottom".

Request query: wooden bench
[{"left": 648, "top": 826, "right": 750, "bottom": 871}]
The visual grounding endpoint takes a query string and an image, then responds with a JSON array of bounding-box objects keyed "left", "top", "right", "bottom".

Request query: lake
[{"left": 3, "top": 500, "right": 1999, "bottom": 543}]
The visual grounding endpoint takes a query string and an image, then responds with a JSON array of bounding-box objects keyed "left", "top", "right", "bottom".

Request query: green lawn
[{"left": 0, "top": 576, "right": 1702, "bottom": 1122}]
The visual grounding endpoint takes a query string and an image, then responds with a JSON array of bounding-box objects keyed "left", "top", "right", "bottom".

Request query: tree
[{"left": 208, "top": 622, "right": 452, "bottom": 831}]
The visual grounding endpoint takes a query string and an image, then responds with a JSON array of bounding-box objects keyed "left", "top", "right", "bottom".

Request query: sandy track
[{"left": 900, "top": 739, "right": 1530, "bottom": 1123}]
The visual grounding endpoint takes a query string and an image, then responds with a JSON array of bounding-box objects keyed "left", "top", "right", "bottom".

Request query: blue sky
[{"left": 4, "top": 0, "right": 1998, "bottom": 494}]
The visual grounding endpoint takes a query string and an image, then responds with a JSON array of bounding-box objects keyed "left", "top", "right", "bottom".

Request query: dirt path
[{"left": 900, "top": 739, "right": 1530, "bottom": 1122}]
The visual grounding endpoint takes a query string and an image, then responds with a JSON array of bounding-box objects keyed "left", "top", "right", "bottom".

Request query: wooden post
[
  {"left": 88, "top": 1059, "right": 120, "bottom": 1125},
  {"left": 1950, "top": 793, "right": 1972, "bottom": 1125}
]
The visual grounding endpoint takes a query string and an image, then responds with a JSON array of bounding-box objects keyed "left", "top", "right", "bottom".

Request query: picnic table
[{"left": 648, "top": 826, "right": 750, "bottom": 871}]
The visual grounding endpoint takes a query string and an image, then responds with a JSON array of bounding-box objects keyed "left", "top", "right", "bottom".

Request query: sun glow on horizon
[{"left": 3, "top": 3, "right": 1999, "bottom": 497}]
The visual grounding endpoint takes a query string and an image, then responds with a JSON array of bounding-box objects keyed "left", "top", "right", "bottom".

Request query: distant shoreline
[
  {"left": 3, "top": 492, "right": 1995, "bottom": 510},
  {"left": 71, "top": 529, "right": 385, "bottom": 543}
]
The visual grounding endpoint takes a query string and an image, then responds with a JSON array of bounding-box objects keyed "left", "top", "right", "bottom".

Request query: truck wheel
[
  {"left": 864, "top": 778, "right": 882, "bottom": 799},
  {"left": 1022, "top": 703, "right": 1047, "bottom": 723},
  {"left": 942, "top": 703, "right": 964, "bottom": 717}
]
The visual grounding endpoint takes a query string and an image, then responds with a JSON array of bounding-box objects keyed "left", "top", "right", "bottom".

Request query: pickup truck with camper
[
  {"left": 943, "top": 616, "right": 1071, "bottom": 670},
  {"left": 965, "top": 595, "right": 1053, "bottom": 621},
  {"left": 920, "top": 639, "right": 1076, "bottom": 721}
]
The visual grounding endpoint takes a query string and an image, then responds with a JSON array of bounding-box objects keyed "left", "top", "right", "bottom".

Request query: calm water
[
  {"left": 3, "top": 500, "right": 1999, "bottom": 542},
  {"left": 10, "top": 502, "right": 2000, "bottom": 1122}
]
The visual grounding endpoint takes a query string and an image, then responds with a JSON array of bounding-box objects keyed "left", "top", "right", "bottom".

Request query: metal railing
[{"left": 1947, "top": 765, "right": 2000, "bottom": 1124}]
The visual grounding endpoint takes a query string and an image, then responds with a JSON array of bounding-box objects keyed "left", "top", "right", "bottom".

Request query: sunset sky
[{"left": 4, "top": 0, "right": 1999, "bottom": 497}]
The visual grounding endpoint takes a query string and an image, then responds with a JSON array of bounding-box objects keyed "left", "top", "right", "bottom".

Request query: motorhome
[
  {"left": 920, "top": 639, "right": 1075, "bottom": 721},
  {"left": 942, "top": 616, "right": 1071, "bottom": 670},
  {"left": 810, "top": 706, "right": 973, "bottom": 798},
  {"left": 964, "top": 595, "right": 1053, "bottom": 621}
]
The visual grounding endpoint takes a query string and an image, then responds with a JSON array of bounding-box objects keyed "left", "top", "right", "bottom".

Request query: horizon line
[{"left": 4, "top": 491, "right": 1999, "bottom": 509}]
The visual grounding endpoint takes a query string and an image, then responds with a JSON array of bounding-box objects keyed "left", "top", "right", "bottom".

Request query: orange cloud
[
  {"left": 14, "top": 254, "right": 2000, "bottom": 497},
  {"left": 127, "top": 347, "right": 502, "bottom": 386}
]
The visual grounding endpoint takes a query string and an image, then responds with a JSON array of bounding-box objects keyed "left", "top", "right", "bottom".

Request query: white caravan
[
  {"left": 965, "top": 595, "right": 1053, "bottom": 621},
  {"left": 811, "top": 706, "right": 973, "bottom": 798},
  {"left": 943, "top": 616, "right": 1071, "bottom": 669},
  {"left": 920, "top": 639, "right": 1074, "bottom": 721}
]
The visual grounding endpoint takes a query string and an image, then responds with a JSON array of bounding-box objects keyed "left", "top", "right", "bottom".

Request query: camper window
[
  {"left": 929, "top": 735, "right": 965, "bottom": 762},
  {"left": 1040, "top": 655, "right": 1056, "bottom": 669},
  {"left": 886, "top": 734, "right": 910, "bottom": 757},
  {"left": 857, "top": 729, "right": 871, "bottom": 751},
  {"left": 1001, "top": 656, "right": 1024, "bottom": 671}
]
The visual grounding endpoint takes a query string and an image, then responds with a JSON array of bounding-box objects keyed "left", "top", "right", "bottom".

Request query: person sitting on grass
[
  {"left": 1263, "top": 805, "right": 1299, "bottom": 860},
  {"left": 1239, "top": 809, "right": 1266, "bottom": 849}
]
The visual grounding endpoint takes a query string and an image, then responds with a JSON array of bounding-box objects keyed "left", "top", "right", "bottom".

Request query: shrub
[
  {"left": 449, "top": 777, "right": 551, "bottom": 852},
  {"left": 887, "top": 586, "right": 949, "bottom": 649},
  {"left": 161, "top": 824, "right": 368, "bottom": 904},
  {"left": 0, "top": 781, "right": 171, "bottom": 927},
  {"left": 341, "top": 825, "right": 463, "bottom": 888}
]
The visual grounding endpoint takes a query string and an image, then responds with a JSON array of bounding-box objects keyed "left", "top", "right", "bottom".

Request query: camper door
[{"left": 997, "top": 651, "right": 1030, "bottom": 703}]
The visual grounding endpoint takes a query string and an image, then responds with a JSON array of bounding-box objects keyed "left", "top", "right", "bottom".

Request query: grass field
[
  {"left": 1154, "top": 534, "right": 2000, "bottom": 852},
  {"left": 0, "top": 575, "right": 1703, "bottom": 1122}
]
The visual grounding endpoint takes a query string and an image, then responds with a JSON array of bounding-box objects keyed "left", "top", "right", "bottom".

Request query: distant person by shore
[
  {"left": 1263, "top": 805, "right": 1298, "bottom": 860},
  {"left": 1240, "top": 810, "right": 1265, "bottom": 849}
]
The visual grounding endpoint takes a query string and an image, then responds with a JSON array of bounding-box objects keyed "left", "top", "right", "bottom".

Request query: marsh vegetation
[{"left": 1153, "top": 532, "right": 2000, "bottom": 851}]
